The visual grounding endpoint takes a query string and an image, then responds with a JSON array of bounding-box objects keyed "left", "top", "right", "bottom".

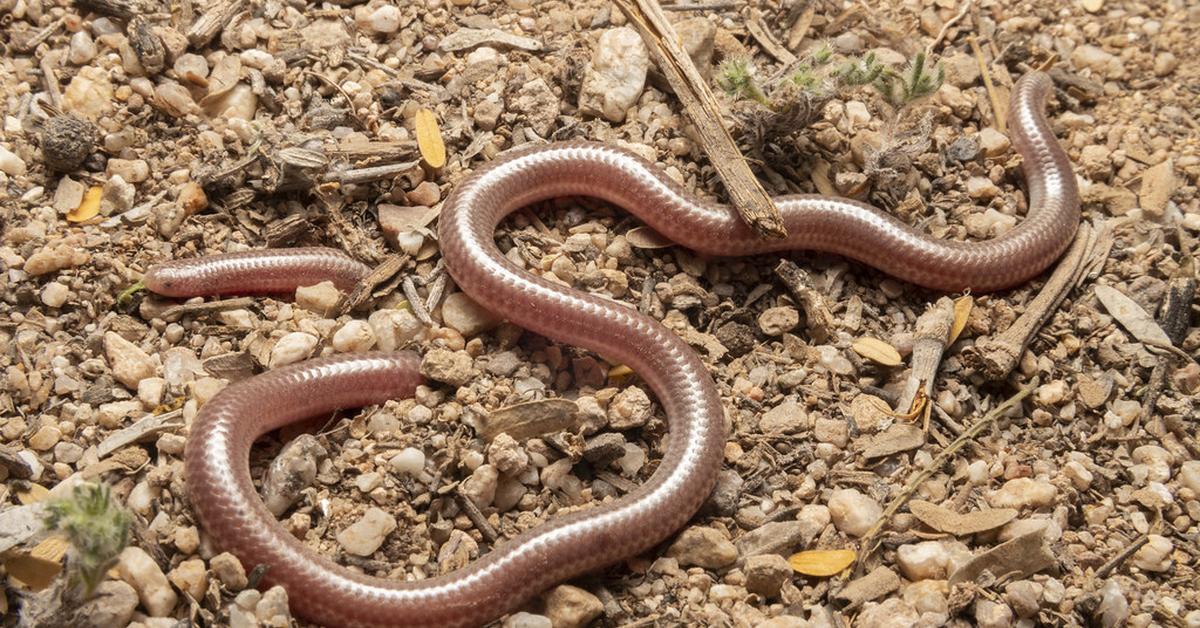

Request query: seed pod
[
  {"left": 41, "top": 114, "right": 97, "bottom": 172},
  {"left": 128, "top": 16, "right": 165, "bottom": 74}
]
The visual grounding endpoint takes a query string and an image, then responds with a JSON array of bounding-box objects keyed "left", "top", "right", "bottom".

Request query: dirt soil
[{"left": 1, "top": 0, "right": 1198, "bottom": 627}]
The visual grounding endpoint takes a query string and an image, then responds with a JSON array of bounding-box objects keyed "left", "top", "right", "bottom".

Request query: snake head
[{"left": 142, "top": 263, "right": 189, "bottom": 297}]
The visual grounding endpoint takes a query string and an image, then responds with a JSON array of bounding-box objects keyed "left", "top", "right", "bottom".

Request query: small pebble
[
  {"left": 390, "top": 447, "right": 426, "bottom": 476},
  {"left": 336, "top": 507, "right": 398, "bottom": 556},
  {"left": 828, "top": 488, "right": 882, "bottom": 537},
  {"left": 167, "top": 558, "right": 207, "bottom": 600},
  {"left": 1132, "top": 534, "right": 1173, "bottom": 572},
  {"left": 105, "top": 332, "right": 157, "bottom": 389},
  {"left": 608, "top": 386, "right": 652, "bottom": 429},
  {"left": 211, "top": 552, "right": 249, "bottom": 590},
  {"left": 744, "top": 554, "right": 791, "bottom": 598},
  {"left": 332, "top": 320, "right": 376, "bottom": 352},
  {"left": 986, "top": 478, "right": 1057, "bottom": 510},
  {"left": 295, "top": 281, "right": 341, "bottom": 316},
  {"left": 270, "top": 332, "right": 318, "bottom": 368},
  {"left": 543, "top": 585, "right": 604, "bottom": 628},
  {"left": 116, "top": 546, "right": 178, "bottom": 617},
  {"left": 665, "top": 526, "right": 737, "bottom": 569}
]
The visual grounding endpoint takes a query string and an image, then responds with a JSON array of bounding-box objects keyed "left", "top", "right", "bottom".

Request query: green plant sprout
[
  {"left": 833, "top": 51, "right": 887, "bottom": 87},
  {"left": 874, "top": 51, "right": 945, "bottom": 108},
  {"left": 717, "top": 57, "right": 771, "bottom": 107},
  {"left": 44, "top": 483, "right": 131, "bottom": 597}
]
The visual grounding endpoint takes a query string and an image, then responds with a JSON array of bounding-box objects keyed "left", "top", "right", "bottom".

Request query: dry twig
[
  {"left": 613, "top": 0, "right": 787, "bottom": 238},
  {"left": 895, "top": 297, "right": 955, "bottom": 413},
  {"left": 854, "top": 376, "right": 1039, "bottom": 571},
  {"left": 965, "top": 222, "right": 1108, "bottom": 379}
]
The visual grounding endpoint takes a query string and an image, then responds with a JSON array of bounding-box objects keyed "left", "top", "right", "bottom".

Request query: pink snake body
[{"left": 145, "top": 73, "right": 1078, "bottom": 627}]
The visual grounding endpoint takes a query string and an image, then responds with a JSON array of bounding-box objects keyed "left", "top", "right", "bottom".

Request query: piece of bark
[
  {"left": 74, "top": 0, "right": 158, "bottom": 20},
  {"left": 265, "top": 214, "right": 316, "bottom": 248},
  {"left": 336, "top": 254, "right": 407, "bottom": 316},
  {"left": 186, "top": 0, "right": 245, "bottom": 47},
  {"left": 746, "top": 11, "right": 796, "bottom": 64},
  {"left": 612, "top": 0, "right": 786, "bottom": 238},
  {"left": 773, "top": 260, "right": 834, "bottom": 343},
  {"left": 0, "top": 444, "right": 34, "bottom": 479},
  {"left": 965, "top": 222, "right": 1107, "bottom": 379}
]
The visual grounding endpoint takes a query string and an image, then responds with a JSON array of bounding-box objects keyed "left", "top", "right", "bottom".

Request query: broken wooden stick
[
  {"left": 612, "top": 0, "right": 787, "bottom": 238},
  {"left": 895, "top": 297, "right": 955, "bottom": 413},
  {"left": 773, "top": 260, "right": 835, "bottom": 343},
  {"left": 1141, "top": 256, "right": 1196, "bottom": 419},
  {"left": 965, "top": 222, "right": 1109, "bottom": 379}
]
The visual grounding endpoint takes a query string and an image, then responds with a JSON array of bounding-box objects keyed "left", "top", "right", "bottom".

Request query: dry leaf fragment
[
  {"left": 947, "top": 294, "right": 974, "bottom": 345},
  {"left": 861, "top": 423, "right": 926, "bottom": 459},
  {"left": 833, "top": 566, "right": 901, "bottom": 609},
  {"left": 788, "top": 549, "right": 856, "bottom": 577},
  {"left": 438, "top": 27, "right": 542, "bottom": 52},
  {"left": 852, "top": 337, "right": 902, "bottom": 366},
  {"left": 4, "top": 535, "right": 69, "bottom": 590},
  {"left": 1094, "top": 285, "right": 1173, "bottom": 347},
  {"left": 608, "top": 364, "right": 635, "bottom": 380},
  {"left": 67, "top": 186, "right": 102, "bottom": 223},
  {"left": 414, "top": 108, "right": 446, "bottom": 170},
  {"left": 625, "top": 226, "right": 673, "bottom": 249},
  {"left": 908, "top": 500, "right": 1017, "bottom": 536},
  {"left": 949, "top": 529, "right": 1055, "bottom": 586},
  {"left": 16, "top": 483, "right": 51, "bottom": 504}
]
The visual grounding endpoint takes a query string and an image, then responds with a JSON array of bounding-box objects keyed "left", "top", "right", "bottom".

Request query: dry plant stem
[
  {"left": 773, "top": 260, "right": 835, "bottom": 343},
  {"left": 402, "top": 276, "right": 434, "bottom": 326},
  {"left": 969, "top": 35, "right": 1007, "bottom": 134},
  {"left": 453, "top": 487, "right": 498, "bottom": 544},
  {"left": 612, "top": 0, "right": 787, "bottom": 238},
  {"left": 324, "top": 161, "right": 420, "bottom": 185},
  {"left": 896, "top": 297, "right": 955, "bottom": 413},
  {"left": 40, "top": 51, "right": 64, "bottom": 110},
  {"left": 336, "top": 254, "right": 407, "bottom": 316},
  {"left": 786, "top": 4, "right": 817, "bottom": 50},
  {"left": 96, "top": 409, "right": 184, "bottom": 458},
  {"left": 660, "top": 1, "right": 740, "bottom": 11},
  {"left": 926, "top": 0, "right": 974, "bottom": 55},
  {"left": 855, "top": 376, "right": 1040, "bottom": 571},
  {"left": 16, "top": 17, "right": 64, "bottom": 53},
  {"left": 1140, "top": 266, "right": 1196, "bottom": 419},
  {"left": 1094, "top": 533, "right": 1149, "bottom": 579},
  {"left": 747, "top": 11, "right": 797, "bottom": 64},
  {"left": 186, "top": 0, "right": 245, "bottom": 47},
  {"left": 967, "top": 222, "right": 1100, "bottom": 380},
  {"left": 333, "top": 140, "right": 418, "bottom": 161},
  {"left": 159, "top": 296, "right": 256, "bottom": 323}
]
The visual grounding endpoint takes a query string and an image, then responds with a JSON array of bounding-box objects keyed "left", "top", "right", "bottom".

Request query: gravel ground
[{"left": 1, "top": 0, "right": 1198, "bottom": 627}]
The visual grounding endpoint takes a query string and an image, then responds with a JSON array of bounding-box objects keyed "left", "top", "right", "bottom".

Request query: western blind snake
[{"left": 144, "top": 72, "right": 1078, "bottom": 627}]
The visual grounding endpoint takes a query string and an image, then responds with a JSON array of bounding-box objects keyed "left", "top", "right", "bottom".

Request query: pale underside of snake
[{"left": 142, "top": 72, "right": 1079, "bottom": 627}]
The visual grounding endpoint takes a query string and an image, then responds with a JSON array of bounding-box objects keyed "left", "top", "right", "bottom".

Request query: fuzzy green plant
[
  {"left": 833, "top": 51, "right": 887, "bottom": 87},
  {"left": 717, "top": 57, "right": 770, "bottom": 107},
  {"left": 874, "top": 51, "right": 945, "bottom": 108},
  {"left": 44, "top": 483, "right": 131, "bottom": 597}
]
